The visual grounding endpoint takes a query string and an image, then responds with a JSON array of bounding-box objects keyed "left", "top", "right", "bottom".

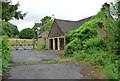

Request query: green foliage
[
  {"left": 64, "top": 19, "right": 101, "bottom": 55},
  {"left": 32, "top": 16, "right": 53, "bottom": 39},
  {"left": 66, "top": 19, "right": 99, "bottom": 42},
  {"left": 2, "top": 0, "right": 27, "bottom": 21},
  {"left": 106, "top": 63, "right": 118, "bottom": 79},
  {"left": 43, "top": 36, "right": 47, "bottom": 46},
  {"left": 19, "top": 28, "right": 34, "bottom": 39},
  {"left": 63, "top": 38, "right": 82, "bottom": 56},
  {"left": 15, "top": 35, "right": 19, "bottom": 38},
  {"left": 84, "top": 37, "right": 107, "bottom": 51},
  {"left": 63, "top": 3, "right": 119, "bottom": 79},
  {"left": 40, "top": 16, "right": 52, "bottom": 25},
  {"left": 41, "top": 19, "right": 53, "bottom": 32},
  {"left": 63, "top": 3, "right": 116, "bottom": 56},
  {"left": 2, "top": 21, "right": 19, "bottom": 37},
  {"left": 1, "top": 35, "right": 13, "bottom": 72},
  {"left": 73, "top": 50, "right": 119, "bottom": 79},
  {"left": 35, "top": 42, "right": 49, "bottom": 50}
]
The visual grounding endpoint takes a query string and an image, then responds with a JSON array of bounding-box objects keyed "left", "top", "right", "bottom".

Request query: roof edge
[{"left": 54, "top": 16, "right": 93, "bottom": 22}]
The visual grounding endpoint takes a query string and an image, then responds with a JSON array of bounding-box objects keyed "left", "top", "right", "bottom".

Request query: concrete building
[{"left": 48, "top": 16, "right": 92, "bottom": 50}]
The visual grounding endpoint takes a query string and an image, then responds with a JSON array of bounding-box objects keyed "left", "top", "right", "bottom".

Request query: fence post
[{"left": 16, "top": 39, "right": 18, "bottom": 50}]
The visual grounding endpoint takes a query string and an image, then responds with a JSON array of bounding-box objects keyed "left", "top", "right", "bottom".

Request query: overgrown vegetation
[
  {"left": 34, "top": 42, "right": 49, "bottom": 50},
  {"left": 1, "top": 36, "right": 13, "bottom": 72},
  {"left": 2, "top": 21, "right": 19, "bottom": 38},
  {"left": 63, "top": 3, "right": 119, "bottom": 79}
]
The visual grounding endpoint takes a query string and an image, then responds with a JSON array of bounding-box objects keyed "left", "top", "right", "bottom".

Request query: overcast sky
[{"left": 9, "top": 0, "right": 113, "bottom": 31}]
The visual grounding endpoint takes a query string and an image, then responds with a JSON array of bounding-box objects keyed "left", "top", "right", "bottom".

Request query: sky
[{"left": 9, "top": 0, "right": 113, "bottom": 31}]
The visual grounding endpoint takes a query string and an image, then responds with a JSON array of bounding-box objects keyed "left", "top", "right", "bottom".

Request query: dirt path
[{"left": 8, "top": 49, "right": 97, "bottom": 79}]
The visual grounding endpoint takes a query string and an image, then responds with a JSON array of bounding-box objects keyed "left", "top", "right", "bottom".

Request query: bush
[
  {"left": 63, "top": 38, "right": 82, "bottom": 56},
  {"left": 1, "top": 35, "right": 13, "bottom": 72},
  {"left": 106, "top": 63, "right": 118, "bottom": 79},
  {"left": 73, "top": 50, "right": 119, "bottom": 79},
  {"left": 84, "top": 37, "right": 107, "bottom": 52},
  {"left": 72, "top": 51, "right": 87, "bottom": 61},
  {"left": 19, "top": 28, "right": 34, "bottom": 39}
]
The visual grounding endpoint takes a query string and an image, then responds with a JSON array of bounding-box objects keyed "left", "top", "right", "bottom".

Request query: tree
[
  {"left": 41, "top": 19, "right": 53, "bottom": 32},
  {"left": 32, "top": 23, "right": 42, "bottom": 39},
  {"left": 40, "top": 16, "right": 52, "bottom": 25},
  {"left": 19, "top": 28, "right": 34, "bottom": 39},
  {"left": 110, "top": 0, "right": 120, "bottom": 54},
  {"left": 2, "top": 0, "right": 27, "bottom": 22},
  {"left": 32, "top": 16, "right": 54, "bottom": 39},
  {"left": 2, "top": 21, "right": 19, "bottom": 37},
  {"left": 118, "top": 1, "right": 120, "bottom": 55}
]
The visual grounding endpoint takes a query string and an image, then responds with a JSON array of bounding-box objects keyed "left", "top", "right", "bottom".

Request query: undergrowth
[{"left": 1, "top": 35, "right": 13, "bottom": 72}]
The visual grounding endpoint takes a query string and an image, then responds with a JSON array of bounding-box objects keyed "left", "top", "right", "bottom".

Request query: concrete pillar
[
  {"left": 64, "top": 38, "right": 66, "bottom": 49},
  {"left": 53, "top": 38, "right": 55, "bottom": 50},
  {"left": 48, "top": 39, "right": 50, "bottom": 50},
  {"left": 58, "top": 38, "right": 60, "bottom": 50}
]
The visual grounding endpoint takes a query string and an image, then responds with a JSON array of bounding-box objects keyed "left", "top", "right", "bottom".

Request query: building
[
  {"left": 37, "top": 31, "right": 49, "bottom": 43},
  {"left": 48, "top": 3, "right": 111, "bottom": 51},
  {"left": 48, "top": 16, "right": 92, "bottom": 50}
]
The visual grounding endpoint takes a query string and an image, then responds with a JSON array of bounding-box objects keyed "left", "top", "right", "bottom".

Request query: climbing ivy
[{"left": 64, "top": 4, "right": 117, "bottom": 56}]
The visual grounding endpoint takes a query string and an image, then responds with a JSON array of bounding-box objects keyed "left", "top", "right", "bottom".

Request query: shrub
[
  {"left": 84, "top": 37, "right": 107, "bottom": 52},
  {"left": 72, "top": 51, "right": 87, "bottom": 61},
  {"left": 1, "top": 35, "right": 13, "bottom": 72},
  {"left": 106, "top": 63, "right": 118, "bottom": 79},
  {"left": 63, "top": 38, "right": 82, "bottom": 56}
]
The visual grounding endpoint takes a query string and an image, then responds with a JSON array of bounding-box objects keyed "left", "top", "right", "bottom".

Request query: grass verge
[
  {"left": 31, "top": 51, "right": 43, "bottom": 59},
  {"left": 41, "top": 58, "right": 72, "bottom": 63},
  {"left": 10, "top": 58, "right": 72, "bottom": 66}
]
